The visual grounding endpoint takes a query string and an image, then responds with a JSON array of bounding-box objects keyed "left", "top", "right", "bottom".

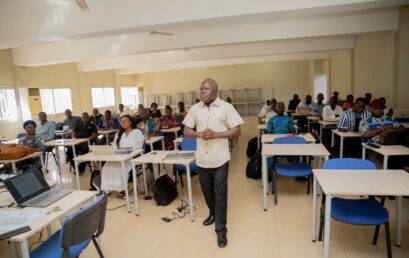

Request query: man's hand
[{"left": 201, "top": 128, "right": 218, "bottom": 140}]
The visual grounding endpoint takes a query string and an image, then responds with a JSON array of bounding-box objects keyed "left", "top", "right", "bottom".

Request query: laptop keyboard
[{"left": 24, "top": 189, "right": 72, "bottom": 207}]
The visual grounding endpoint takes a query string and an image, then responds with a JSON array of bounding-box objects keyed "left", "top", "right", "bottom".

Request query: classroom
[{"left": 1, "top": 1, "right": 409, "bottom": 258}]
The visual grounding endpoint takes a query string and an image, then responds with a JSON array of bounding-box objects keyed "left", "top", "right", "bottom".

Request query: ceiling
[{"left": 1, "top": 0, "right": 408, "bottom": 74}]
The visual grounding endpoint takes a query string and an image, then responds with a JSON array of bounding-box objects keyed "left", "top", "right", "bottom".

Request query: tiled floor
[{"left": 1, "top": 115, "right": 409, "bottom": 258}]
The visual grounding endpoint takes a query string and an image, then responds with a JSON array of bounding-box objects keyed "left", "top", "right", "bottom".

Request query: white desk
[
  {"left": 0, "top": 191, "right": 97, "bottom": 258},
  {"left": 312, "top": 169, "right": 409, "bottom": 258},
  {"left": 331, "top": 130, "right": 361, "bottom": 158},
  {"left": 0, "top": 152, "right": 44, "bottom": 173},
  {"left": 97, "top": 129, "right": 117, "bottom": 145},
  {"left": 161, "top": 127, "right": 181, "bottom": 140},
  {"left": 145, "top": 136, "right": 165, "bottom": 151},
  {"left": 74, "top": 149, "right": 143, "bottom": 214},
  {"left": 307, "top": 116, "right": 321, "bottom": 133},
  {"left": 54, "top": 130, "right": 72, "bottom": 138},
  {"left": 256, "top": 124, "right": 267, "bottom": 150},
  {"left": 131, "top": 151, "right": 196, "bottom": 221},
  {"left": 44, "top": 138, "right": 89, "bottom": 175},
  {"left": 318, "top": 120, "right": 338, "bottom": 143},
  {"left": 362, "top": 144, "right": 409, "bottom": 169},
  {"left": 261, "top": 133, "right": 316, "bottom": 144},
  {"left": 261, "top": 143, "right": 330, "bottom": 210}
]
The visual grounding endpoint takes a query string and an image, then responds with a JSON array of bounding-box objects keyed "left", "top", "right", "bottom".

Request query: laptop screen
[{"left": 4, "top": 168, "right": 50, "bottom": 205}]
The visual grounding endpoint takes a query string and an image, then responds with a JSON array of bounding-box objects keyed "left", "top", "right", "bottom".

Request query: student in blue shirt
[
  {"left": 36, "top": 112, "right": 55, "bottom": 141},
  {"left": 267, "top": 102, "right": 295, "bottom": 134}
]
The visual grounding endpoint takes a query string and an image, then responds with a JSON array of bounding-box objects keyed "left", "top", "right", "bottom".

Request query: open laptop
[
  {"left": 89, "top": 145, "right": 116, "bottom": 155},
  {"left": 3, "top": 168, "right": 72, "bottom": 208},
  {"left": 378, "top": 131, "right": 408, "bottom": 146}
]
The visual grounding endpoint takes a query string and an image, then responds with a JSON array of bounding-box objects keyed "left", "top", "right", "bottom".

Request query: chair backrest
[
  {"left": 323, "top": 158, "right": 376, "bottom": 170},
  {"left": 272, "top": 136, "right": 306, "bottom": 144},
  {"left": 60, "top": 194, "right": 107, "bottom": 258},
  {"left": 16, "top": 133, "right": 27, "bottom": 139},
  {"left": 181, "top": 137, "right": 197, "bottom": 151}
]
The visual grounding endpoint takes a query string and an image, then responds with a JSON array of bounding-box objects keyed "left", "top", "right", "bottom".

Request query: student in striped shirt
[{"left": 337, "top": 97, "right": 370, "bottom": 131}]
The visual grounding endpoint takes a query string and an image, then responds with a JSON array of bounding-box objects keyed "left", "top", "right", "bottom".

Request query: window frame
[
  {"left": 39, "top": 87, "right": 73, "bottom": 115},
  {"left": 120, "top": 86, "right": 139, "bottom": 109},
  {"left": 0, "top": 86, "right": 19, "bottom": 123},
  {"left": 91, "top": 86, "right": 116, "bottom": 108}
]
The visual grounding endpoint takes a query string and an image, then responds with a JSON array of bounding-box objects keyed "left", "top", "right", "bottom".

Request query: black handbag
[{"left": 151, "top": 175, "right": 178, "bottom": 206}]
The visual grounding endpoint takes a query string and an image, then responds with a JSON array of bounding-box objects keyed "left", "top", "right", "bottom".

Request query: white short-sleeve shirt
[{"left": 183, "top": 97, "right": 244, "bottom": 168}]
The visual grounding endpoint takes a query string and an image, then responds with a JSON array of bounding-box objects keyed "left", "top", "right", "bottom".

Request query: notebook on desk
[{"left": 4, "top": 168, "right": 72, "bottom": 208}]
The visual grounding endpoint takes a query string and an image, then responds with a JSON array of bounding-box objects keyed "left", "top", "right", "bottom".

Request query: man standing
[{"left": 183, "top": 79, "right": 243, "bottom": 248}]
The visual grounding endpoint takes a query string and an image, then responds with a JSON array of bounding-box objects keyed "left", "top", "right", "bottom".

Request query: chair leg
[
  {"left": 306, "top": 175, "right": 311, "bottom": 194},
  {"left": 273, "top": 171, "right": 278, "bottom": 205},
  {"left": 372, "top": 225, "right": 380, "bottom": 245},
  {"left": 180, "top": 174, "right": 184, "bottom": 188},
  {"left": 92, "top": 236, "right": 104, "bottom": 258},
  {"left": 318, "top": 194, "right": 326, "bottom": 242},
  {"left": 45, "top": 153, "right": 49, "bottom": 172},
  {"left": 385, "top": 222, "right": 392, "bottom": 258}
]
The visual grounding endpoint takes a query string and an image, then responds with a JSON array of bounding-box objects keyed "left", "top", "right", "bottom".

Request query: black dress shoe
[
  {"left": 203, "top": 215, "right": 215, "bottom": 226},
  {"left": 217, "top": 231, "right": 228, "bottom": 248}
]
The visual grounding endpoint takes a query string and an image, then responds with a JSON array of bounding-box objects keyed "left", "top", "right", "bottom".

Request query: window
[
  {"left": 120, "top": 87, "right": 139, "bottom": 109},
  {"left": 0, "top": 88, "right": 18, "bottom": 120},
  {"left": 91, "top": 87, "right": 115, "bottom": 108},
  {"left": 40, "top": 88, "right": 73, "bottom": 115}
]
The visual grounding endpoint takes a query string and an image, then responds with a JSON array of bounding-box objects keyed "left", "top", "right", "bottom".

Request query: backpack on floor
[
  {"left": 90, "top": 169, "right": 101, "bottom": 192},
  {"left": 246, "top": 152, "right": 262, "bottom": 179},
  {"left": 246, "top": 137, "right": 258, "bottom": 158},
  {"left": 152, "top": 175, "right": 178, "bottom": 206}
]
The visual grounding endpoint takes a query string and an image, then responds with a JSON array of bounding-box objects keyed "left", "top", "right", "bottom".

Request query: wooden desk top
[
  {"left": 313, "top": 169, "right": 409, "bottom": 196},
  {"left": 261, "top": 143, "right": 330, "bottom": 156},
  {"left": 131, "top": 151, "right": 195, "bottom": 165},
  {"left": 0, "top": 152, "right": 42, "bottom": 163},
  {"left": 261, "top": 133, "right": 316, "bottom": 143},
  {"left": 307, "top": 116, "right": 321, "bottom": 121},
  {"left": 74, "top": 149, "right": 143, "bottom": 162},
  {"left": 0, "top": 191, "right": 96, "bottom": 241},
  {"left": 318, "top": 120, "right": 338, "bottom": 126},
  {"left": 44, "top": 138, "right": 89, "bottom": 147},
  {"left": 362, "top": 143, "right": 409, "bottom": 156},
  {"left": 331, "top": 129, "right": 361, "bottom": 137},
  {"left": 97, "top": 129, "right": 118, "bottom": 134},
  {"left": 161, "top": 127, "right": 181, "bottom": 133}
]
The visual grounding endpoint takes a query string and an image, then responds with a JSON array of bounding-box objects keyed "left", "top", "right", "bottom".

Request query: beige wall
[
  {"left": 396, "top": 5, "right": 409, "bottom": 109},
  {"left": 136, "top": 61, "right": 312, "bottom": 104}
]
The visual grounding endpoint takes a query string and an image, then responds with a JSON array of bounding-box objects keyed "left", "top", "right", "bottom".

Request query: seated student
[
  {"left": 379, "top": 97, "right": 393, "bottom": 117},
  {"left": 149, "top": 102, "right": 162, "bottom": 118},
  {"left": 160, "top": 105, "right": 179, "bottom": 150},
  {"left": 288, "top": 94, "right": 301, "bottom": 111},
  {"left": 311, "top": 93, "right": 325, "bottom": 117},
  {"left": 342, "top": 94, "right": 354, "bottom": 111},
  {"left": 332, "top": 91, "right": 339, "bottom": 105},
  {"left": 337, "top": 97, "right": 370, "bottom": 131},
  {"left": 259, "top": 99, "right": 271, "bottom": 117},
  {"left": 296, "top": 95, "right": 313, "bottom": 132},
  {"left": 90, "top": 108, "right": 103, "bottom": 125},
  {"left": 67, "top": 112, "right": 98, "bottom": 172},
  {"left": 101, "top": 115, "right": 144, "bottom": 197},
  {"left": 116, "top": 103, "right": 129, "bottom": 117},
  {"left": 63, "top": 109, "right": 81, "bottom": 130},
  {"left": 323, "top": 97, "right": 343, "bottom": 121},
  {"left": 271, "top": 98, "right": 277, "bottom": 112},
  {"left": 360, "top": 99, "right": 405, "bottom": 167},
  {"left": 266, "top": 102, "right": 295, "bottom": 134},
  {"left": 175, "top": 101, "right": 187, "bottom": 135},
  {"left": 136, "top": 108, "right": 156, "bottom": 137},
  {"left": 36, "top": 112, "right": 55, "bottom": 141},
  {"left": 19, "top": 120, "right": 46, "bottom": 172},
  {"left": 364, "top": 92, "right": 372, "bottom": 106},
  {"left": 335, "top": 97, "right": 370, "bottom": 157},
  {"left": 265, "top": 102, "right": 277, "bottom": 124},
  {"left": 97, "top": 110, "right": 120, "bottom": 129}
]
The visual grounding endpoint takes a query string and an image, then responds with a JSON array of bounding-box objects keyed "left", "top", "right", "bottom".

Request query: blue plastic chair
[
  {"left": 318, "top": 158, "right": 391, "bottom": 258},
  {"left": 30, "top": 194, "right": 107, "bottom": 258},
  {"left": 271, "top": 136, "right": 312, "bottom": 205},
  {"left": 174, "top": 137, "right": 198, "bottom": 187}
]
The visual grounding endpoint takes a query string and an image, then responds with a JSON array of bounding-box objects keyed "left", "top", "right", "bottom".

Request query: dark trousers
[{"left": 198, "top": 162, "right": 229, "bottom": 232}]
